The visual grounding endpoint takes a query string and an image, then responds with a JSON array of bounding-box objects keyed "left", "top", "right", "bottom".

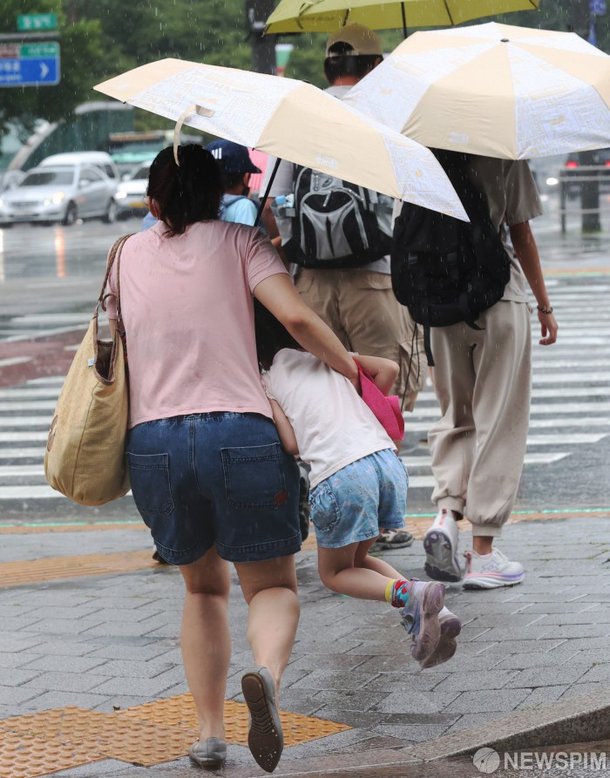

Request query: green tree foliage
[
  {"left": 1, "top": 0, "right": 608, "bottom": 135},
  {"left": 0, "top": 1, "right": 106, "bottom": 135}
]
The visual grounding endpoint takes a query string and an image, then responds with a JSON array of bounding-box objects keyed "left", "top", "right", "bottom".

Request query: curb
[{"left": 409, "top": 688, "right": 610, "bottom": 761}]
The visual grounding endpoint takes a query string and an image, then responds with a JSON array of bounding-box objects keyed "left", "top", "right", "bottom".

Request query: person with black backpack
[
  {"left": 392, "top": 153, "right": 558, "bottom": 589},
  {"left": 261, "top": 23, "right": 425, "bottom": 550}
]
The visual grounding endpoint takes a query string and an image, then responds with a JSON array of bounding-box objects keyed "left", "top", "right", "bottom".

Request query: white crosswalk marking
[{"left": 0, "top": 278, "right": 608, "bottom": 502}]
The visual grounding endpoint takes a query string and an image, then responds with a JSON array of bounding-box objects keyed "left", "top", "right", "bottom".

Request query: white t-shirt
[{"left": 262, "top": 348, "right": 395, "bottom": 488}]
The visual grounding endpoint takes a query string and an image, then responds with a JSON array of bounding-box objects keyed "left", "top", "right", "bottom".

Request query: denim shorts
[
  {"left": 309, "top": 449, "right": 408, "bottom": 549},
  {"left": 126, "top": 413, "right": 301, "bottom": 565}
]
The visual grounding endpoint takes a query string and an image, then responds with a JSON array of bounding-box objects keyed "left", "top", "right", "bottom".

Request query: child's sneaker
[
  {"left": 463, "top": 548, "right": 525, "bottom": 589},
  {"left": 423, "top": 509, "right": 462, "bottom": 582},
  {"left": 400, "top": 581, "right": 445, "bottom": 664},
  {"left": 419, "top": 606, "right": 462, "bottom": 669},
  {"left": 372, "top": 528, "right": 414, "bottom": 551}
]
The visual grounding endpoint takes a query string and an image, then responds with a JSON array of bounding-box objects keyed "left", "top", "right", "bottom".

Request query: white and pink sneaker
[{"left": 463, "top": 548, "right": 525, "bottom": 589}]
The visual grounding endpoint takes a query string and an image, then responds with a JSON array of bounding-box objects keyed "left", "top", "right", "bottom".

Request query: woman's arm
[
  {"left": 509, "top": 221, "right": 558, "bottom": 346},
  {"left": 353, "top": 354, "right": 399, "bottom": 395},
  {"left": 254, "top": 273, "right": 359, "bottom": 386},
  {"left": 269, "top": 398, "right": 299, "bottom": 455}
]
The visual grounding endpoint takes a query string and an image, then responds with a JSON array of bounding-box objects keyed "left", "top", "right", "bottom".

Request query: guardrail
[{"left": 558, "top": 165, "right": 608, "bottom": 234}]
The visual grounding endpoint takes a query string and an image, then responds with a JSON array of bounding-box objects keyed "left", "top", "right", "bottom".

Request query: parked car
[
  {"left": 0, "top": 164, "right": 118, "bottom": 226},
  {"left": 39, "top": 151, "right": 120, "bottom": 183},
  {"left": 114, "top": 161, "right": 151, "bottom": 219},
  {"left": 560, "top": 147, "right": 610, "bottom": 197}
]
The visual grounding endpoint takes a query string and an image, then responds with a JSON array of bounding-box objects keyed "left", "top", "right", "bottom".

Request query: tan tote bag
[{"left": 44, "top": 234, "right": 132, "bottom": 506}]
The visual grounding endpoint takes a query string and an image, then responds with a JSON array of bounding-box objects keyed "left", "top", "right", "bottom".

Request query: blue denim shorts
[
  {"left": 309, "top": 449, "right": 408, "bottom": 549},
  {"left": 126, "top": 413, "right": 301, "bottom": 565}
]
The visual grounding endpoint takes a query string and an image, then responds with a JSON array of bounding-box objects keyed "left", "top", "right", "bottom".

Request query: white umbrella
[
  {"left": 94, "top": 58, "right": 467, "bottom": 220},
  {"left": 344, "top": 22, "right": 610, "bottom": 159}
]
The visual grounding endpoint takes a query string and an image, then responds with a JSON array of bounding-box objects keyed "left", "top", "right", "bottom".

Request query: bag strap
[{"left": 99, "top": 234, "right": 133, "bottom": 333}]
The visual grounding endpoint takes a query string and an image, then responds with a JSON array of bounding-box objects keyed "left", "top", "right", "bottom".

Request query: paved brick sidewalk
[{"left": 1, "top": 514, "right": 609, "bottom": 776}]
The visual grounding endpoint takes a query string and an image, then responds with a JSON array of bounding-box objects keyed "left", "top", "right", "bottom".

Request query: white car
[
  {"left": 0, "top": 164, "right": 118, "bottom": 226},
  {"left": 115, "top": 162, "right": 151, "bottom": 219}
]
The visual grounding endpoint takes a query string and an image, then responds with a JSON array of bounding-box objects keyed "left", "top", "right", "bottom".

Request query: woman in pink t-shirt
[{"left": 107, "top": 145, "right": 358, "bottom": 773}]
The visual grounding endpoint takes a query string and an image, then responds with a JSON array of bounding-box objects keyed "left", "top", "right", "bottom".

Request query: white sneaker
[
  {"left": 462, "top": 548, "right": 525, "bottom": 589},
  {"left": 423, "top": 509, "right": 462, "bottom": 582}
]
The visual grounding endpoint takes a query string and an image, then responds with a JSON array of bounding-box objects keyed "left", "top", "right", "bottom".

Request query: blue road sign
[{"left": 0, "top": 42, "right": 60, "bottom": 87}]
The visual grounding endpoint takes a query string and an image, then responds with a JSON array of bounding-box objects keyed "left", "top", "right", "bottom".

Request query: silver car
[
  {"left": 115, "top": 161, "right": 151, "bottom": 219},
  {"left": 0, "top": 164, "right": 118, "bottom": 226}
]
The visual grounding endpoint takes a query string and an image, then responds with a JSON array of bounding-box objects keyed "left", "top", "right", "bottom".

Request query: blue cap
[{"left": 205, "top": 140, "right": 261, "bottom": 174}]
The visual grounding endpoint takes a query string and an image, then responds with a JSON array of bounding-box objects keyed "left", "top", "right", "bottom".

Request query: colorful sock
[{"left": 385, "top": 578, "right": 412, "bottom": 608}]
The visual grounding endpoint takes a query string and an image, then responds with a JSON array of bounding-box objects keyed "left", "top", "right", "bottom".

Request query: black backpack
[
  {"left": 281, "top": 166, "right": 394, "bottom": 269},
  {"left": 391, "top": 149, "right": 511, "bottom": 365}
]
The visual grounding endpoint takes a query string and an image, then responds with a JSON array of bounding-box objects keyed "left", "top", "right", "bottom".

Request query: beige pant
[
  {"left": 428, "top": 301, "right": 531, "bottom": 535},
  {"left": 296, "top": 268, "right": 426, "bottom": 411}
]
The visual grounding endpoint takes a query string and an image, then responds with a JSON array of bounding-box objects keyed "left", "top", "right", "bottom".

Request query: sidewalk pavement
[{"left": 1, "top": 512, "right": 610, "bottom": 778}]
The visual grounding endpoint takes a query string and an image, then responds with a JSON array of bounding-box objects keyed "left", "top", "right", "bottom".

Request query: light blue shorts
[{"left": 309, "top": 449, "right": 408, "bottom": 549}]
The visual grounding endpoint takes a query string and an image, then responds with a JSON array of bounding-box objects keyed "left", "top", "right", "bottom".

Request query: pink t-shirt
[{"left": 105, "top": 220, "right": 288, "bottom": 428}]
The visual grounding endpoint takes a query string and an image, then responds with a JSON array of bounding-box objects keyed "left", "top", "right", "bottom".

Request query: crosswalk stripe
[
  {"left": 409, "top": 401, "right": 610, "bottom": 418},
  {"left": 0, "top": 389, "right": 59, "bottom": 400},
  {"left": 0, "top": 357, "right": 32, "bottom": 368},
  {"left": 0, "top": 464, "right": 44, "bottom": 476},
  {"left": 0, "top": 448, "right": 45, "bottom": 460},
  {"left": 402, "top": 452, "right": 568, "bottom": 470},
  {"left": 0, "top": 418, "right": 51, "bottom": 428},
  {"left": 406, "top": 417, "right": 610, "bottom": 432},
  {"left": 0, "top": 401, "right": 57, "bottom": 412},
  {"left": 0, "top": 432, "right": 49, "bottom": 442}
]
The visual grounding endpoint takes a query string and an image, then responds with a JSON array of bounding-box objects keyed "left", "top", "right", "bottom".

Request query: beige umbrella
[
  {"left": 344, "top": 22, "right": 610, "bottom": 159},
  {"left": 265, "top": 0, "right": 539, "bottom": 36},
  {"left": 93, "top": 59, "right": 466, "bottom": 220}
]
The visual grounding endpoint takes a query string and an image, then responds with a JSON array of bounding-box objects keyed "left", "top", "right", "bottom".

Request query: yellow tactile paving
[
  {"left": 0, "top": 549, "right": 157, "bottom": 589},
  {"left": 0, "top": 695, "right": 350, "bottom": 777}
]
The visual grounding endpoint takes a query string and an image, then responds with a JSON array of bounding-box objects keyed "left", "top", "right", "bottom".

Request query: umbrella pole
[
  {"left": 401, "top": 3, "right": 407, "bottom": 38},
  {"left": 255, "top": 156, "right": 281, "bottom": 228}
]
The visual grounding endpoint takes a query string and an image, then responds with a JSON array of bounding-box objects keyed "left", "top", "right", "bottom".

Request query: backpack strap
[{"left": 423, "top": 324, "right": 434, "bottom": 368}]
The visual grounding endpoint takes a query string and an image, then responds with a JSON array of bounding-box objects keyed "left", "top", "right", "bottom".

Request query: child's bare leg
[
  {"left": 356, "top": 541, "right": 405, "bottom": 579},
  {"left": 318, "top": 540, "right": 394, "bottom": 601}
]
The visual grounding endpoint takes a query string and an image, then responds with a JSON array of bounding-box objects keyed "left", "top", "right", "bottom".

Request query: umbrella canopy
[
  {"left": 94, "top": 59, "right": 466, "bottom": 220},
  {"left": 343, "top": 22, "right": 610, "bottom": 159},
  {"left": 265, "top": 0, "right": 539, "bottom": 35}
]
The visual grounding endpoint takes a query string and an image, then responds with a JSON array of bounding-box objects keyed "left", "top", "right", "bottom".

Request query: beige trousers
[
  {"left": 428, "top": 301, "right": 531, "bottom": 536},
  {"left": 296, "top": 268, "right": 426, "bottom": 411}
]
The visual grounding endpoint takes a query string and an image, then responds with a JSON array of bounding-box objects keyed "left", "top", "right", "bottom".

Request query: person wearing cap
[
  {"left": 262, "top": 23, "right": 425, "bottom": 551},
  {"left": 206, "top": 139, "right": 261, "bottom": 226},
  {"left": 141, "top": 140, "right": 262, "bottom": 231}
]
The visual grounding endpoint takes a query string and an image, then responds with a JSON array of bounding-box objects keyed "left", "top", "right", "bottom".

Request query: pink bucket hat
[{"left": 356, "top": 363, "right": 404, "bottom": 442}]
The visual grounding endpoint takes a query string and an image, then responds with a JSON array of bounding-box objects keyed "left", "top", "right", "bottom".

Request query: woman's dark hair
[
  {"left": 254, "top": 301, "right": 301, "bottom": 370},
  {"left": 147, "top": 144, "right": 223, "bottom": 235},
  {"left": 324, "top": 43, "right": 381, "bottom": 83}
]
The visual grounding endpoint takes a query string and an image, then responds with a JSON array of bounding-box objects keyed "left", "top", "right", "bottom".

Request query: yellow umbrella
[
  {"left": 345, "top": 22, "right": 610, "bottom": 158},
  {"left": 94, "top": 58, "right": 467, "bottom": 219},
  {"left": 265, "top": 0, "right": 539, "bottom": 36}
]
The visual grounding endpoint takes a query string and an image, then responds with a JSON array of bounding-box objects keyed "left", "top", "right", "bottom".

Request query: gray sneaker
[
  {"left": 188, "top": 737, "right": 227, "bottom": 769},
  {"left": 400, "top": 581, "right": 445, "bottom": 664},
  {"left": 242, "top": 666, "right": 283, "bottom": 773},
  {"left": 419, "top": 606, "right": 462, "bottom": 669}
]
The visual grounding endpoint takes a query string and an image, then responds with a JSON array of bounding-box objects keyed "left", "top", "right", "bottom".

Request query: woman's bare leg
[
  {"left": 234, "top": 555, "right": 299, "bottom": 698},
  {"left": 179, "top": 545, "right": 231, "bottom": 741}
]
